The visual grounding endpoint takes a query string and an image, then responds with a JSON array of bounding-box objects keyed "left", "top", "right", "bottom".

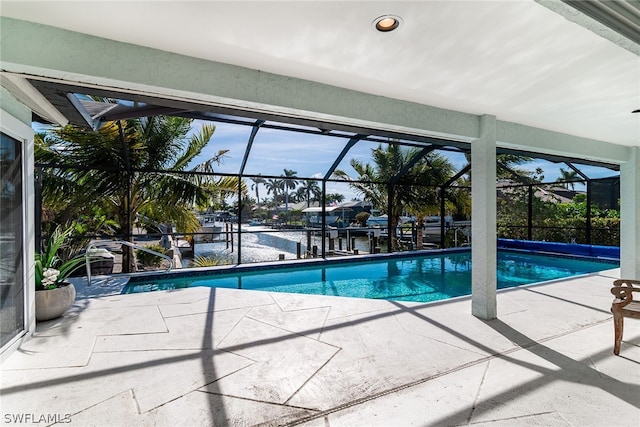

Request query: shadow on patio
[{"left": 1, "top": 269, "right": 638, "bottom": 426}]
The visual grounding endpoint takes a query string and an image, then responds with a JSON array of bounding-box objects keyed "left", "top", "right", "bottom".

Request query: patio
[{"left": 1, "top": 268, "right": 638, "bottom": 426}]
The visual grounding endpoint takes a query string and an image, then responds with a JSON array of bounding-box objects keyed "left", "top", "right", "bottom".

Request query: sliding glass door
[{"left": 0, "top": 131, "right": 25, "bottom": 348}]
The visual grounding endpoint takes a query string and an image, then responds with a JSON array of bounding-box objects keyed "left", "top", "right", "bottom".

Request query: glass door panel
[{"left": 0, "top": 132, "right": 24, "bottom": 348}]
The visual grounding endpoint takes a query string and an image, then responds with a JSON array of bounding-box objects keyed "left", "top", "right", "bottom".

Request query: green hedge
[{"left": 497, "top": 217, "right": 619, "bottom": 246}]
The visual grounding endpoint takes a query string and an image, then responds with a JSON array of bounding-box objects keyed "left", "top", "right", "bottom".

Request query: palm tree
[
  {"left": 445, "top": 179, "right": 472, "bottom": 218},
  {"left": 281, "top": 168, "right": 299, "bottom": 221},
  {"left": 335, "top": 143, "right": 455, "bottom": 250},
  {"left": 334, "top": 160, "right": 384, "bottom": 208},
  {"left": 462, "top": 152, "right": 542, "bottom": 184},
  {"left": 294, "top": 186, "right": 306, "bottom": 204},
  {"left": 299, "top": 180, "right": 321, "bottom": 207},
  {"left": 403, "top": 154, "right": 457, "bottom": 249},
  {"left": 37, "top": 116, "right": 240, "bottom": 271},
  {"left": 494, "top": 154, "right": 543, "bottom": 183},
  {"left": 264, "top": 178, "right": 283, "bottom": 210},
  {"left": 326, "top": 193, "right": 345, "bottom": 204},
  {"left": 250, "top": 176, "right": 266, "bottom": 211},
  {"left": 556, "top": 168, "right": 579, "bottom": 190}
]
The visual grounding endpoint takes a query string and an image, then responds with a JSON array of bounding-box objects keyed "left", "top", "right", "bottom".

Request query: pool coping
[
  {"left": 121, "top": 248, "right": 620, "bottom": 300},
  {"left": 126, "top": 246, "right": 619, "bottom": 284},
  {"left": 126, "top": 247, "right": 473, "bottom": 284}
]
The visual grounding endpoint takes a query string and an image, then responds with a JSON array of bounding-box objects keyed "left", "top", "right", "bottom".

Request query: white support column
[
  {"left": 620, "top": 146, "right": 640, "bottom": 279},
  {"left": 471, "top": 115, "right": 497, "bottom": 319}
]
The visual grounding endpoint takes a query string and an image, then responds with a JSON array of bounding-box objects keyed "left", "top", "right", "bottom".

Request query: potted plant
[{"left": 34, "top": 225, "right": 89, "bottom": 321}]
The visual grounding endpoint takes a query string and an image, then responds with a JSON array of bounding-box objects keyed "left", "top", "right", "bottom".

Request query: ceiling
[{"left": 1, "top": 1, "right": 639, "bottom": 146}]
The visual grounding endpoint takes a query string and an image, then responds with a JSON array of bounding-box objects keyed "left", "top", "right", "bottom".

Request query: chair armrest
[
  {"left": 614, "top": 279, "right": 640, "bottom": 287},
  {"left": 611, "top": 279, "right": 640, "bottom": 308}
]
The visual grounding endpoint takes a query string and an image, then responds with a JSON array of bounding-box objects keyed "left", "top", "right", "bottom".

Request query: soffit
[{"left": 1, "top": 1, "right": 638, "bottom": 146}]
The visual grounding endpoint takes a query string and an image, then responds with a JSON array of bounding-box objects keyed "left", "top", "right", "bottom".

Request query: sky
[{"left": 189, "top": 120, "right": 620, "bottom": 202}]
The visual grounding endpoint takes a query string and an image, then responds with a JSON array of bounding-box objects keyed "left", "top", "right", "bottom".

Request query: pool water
[{"left": 123, "top": 250, "right": 618, "bottom": 303}]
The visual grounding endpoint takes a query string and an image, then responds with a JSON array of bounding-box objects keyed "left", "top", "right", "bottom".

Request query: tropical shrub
[
  {"left": 355, "top": 211, "right": 370, "bottom": 226},
  {"left": 190, "top": 254, "right": 230, "bottom": 267},
  {"left": 135, "top": 244, "right": 169, "bottom": 268},
  {"left": 35, "top": 225, "right": 90, "bottom": 290}
]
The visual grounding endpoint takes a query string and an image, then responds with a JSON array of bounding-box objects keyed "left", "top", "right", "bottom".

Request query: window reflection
[{"left": 0, "top": 132, "right": 24, "bottom": 348}]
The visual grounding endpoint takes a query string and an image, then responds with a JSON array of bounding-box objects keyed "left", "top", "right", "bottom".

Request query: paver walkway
[{"left": 1, "top": 268, "right": 638, "bottom": 426}]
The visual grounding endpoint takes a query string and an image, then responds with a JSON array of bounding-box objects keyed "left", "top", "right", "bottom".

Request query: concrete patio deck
[{"left": 1, "top": 268, "right": 638, "bottom": 426}]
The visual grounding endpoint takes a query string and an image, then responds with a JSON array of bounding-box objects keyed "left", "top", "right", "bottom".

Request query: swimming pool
[{"left": 123, "top": 250, "right": 619, "bottom": 303}]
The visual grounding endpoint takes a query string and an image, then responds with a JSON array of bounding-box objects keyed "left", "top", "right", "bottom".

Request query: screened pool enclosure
[{"left": 34, "top": 88, "right": 621, "bottom": 274}]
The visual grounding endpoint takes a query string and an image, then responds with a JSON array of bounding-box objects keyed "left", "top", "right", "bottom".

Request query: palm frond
[
  {"left": 190, "top": 149, "right": 230, "bottom": 174},
  {"left": 172, "top": 124, "right": 216, "bottom": 171}
]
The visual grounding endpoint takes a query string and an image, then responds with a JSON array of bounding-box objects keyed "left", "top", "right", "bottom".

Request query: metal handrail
[{"left": 85, "top": 240, "right": 173, "bottom": 286}]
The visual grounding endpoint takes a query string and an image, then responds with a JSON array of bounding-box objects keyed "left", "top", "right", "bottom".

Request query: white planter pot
[{"left": 35, "top": 283, "right": 76, "bottom": 322}]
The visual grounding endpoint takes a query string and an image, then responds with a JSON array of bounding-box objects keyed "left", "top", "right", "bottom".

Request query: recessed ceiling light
[{"left": 373, "top": 15, "right": 402, "bottom": 32}]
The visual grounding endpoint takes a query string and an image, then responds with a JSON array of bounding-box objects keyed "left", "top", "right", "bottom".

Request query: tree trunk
[
  {"left": 390, "top": 215, "right": 400, "bottom": 251},
  {"left": 119, "top": 212, "right": 136, "bottom": 273},
  {"left": 416, "top": 218, "right": 424, "bottom": 250},
  {"left": 285, "top": 192, "right": 289, "bottom": 224}
]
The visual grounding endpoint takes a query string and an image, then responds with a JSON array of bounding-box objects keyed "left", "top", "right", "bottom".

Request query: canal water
[{"left": 189, "top": 225, "right": 383, "bottom": 265}]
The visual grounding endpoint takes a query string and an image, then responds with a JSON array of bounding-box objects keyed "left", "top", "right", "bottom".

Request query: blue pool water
[{"left": 123, "top": 250, "right": 618, "bottom": 303}]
